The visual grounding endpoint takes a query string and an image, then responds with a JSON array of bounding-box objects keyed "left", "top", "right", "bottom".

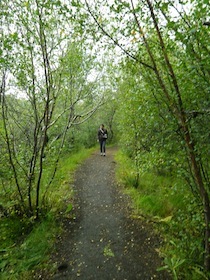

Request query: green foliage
[
  {"left": 110, "top": 1, "right": 210, "bottom": 273},
  {"left": 0, "top": 214, "right": 58, "bottom": 279},
  {"left": 161, "top": 201, "right": 205, "bottom": 279},
  {"left": 1, "top": 0, "right": 210, "bottom": 277},
  {"left": 115, "top": 151, "right": 183, "bottom": 218},
  {"left": 45, "top": 147, "right": 95, "bottom": 213},
  {"left": 115, "top": 150, "right": 206, "bottom": 279},
  {"left": 0, "top": 0, "right": 107, "bottom": 220},
  {"left": 103, "top": 243, "right": 115, "bottom": 258},
  {"left": 0, "top": 147, "right": 94, "bottom": 278},
  {"left": 157, "top": 256, "right": 186, "bottom": 280}
]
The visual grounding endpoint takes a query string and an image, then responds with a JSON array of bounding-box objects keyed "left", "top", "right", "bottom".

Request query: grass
[
  {"left": 44, "top": 147, "right": 96, "bottom": 214},
  {"left": 0, "top": 147, "right": 95, "bottom": 279},
  {"left": 114, "top": 150, "right": 184, "bottom": 219},
  {"left": 114, "top": 149, "right": 207, "bottom": 279},
  {"left": 0, "top": 214, "right": 57, "bottom": 279}
]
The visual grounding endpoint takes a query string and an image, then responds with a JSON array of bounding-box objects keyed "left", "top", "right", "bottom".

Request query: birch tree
[
  {"left": 0, "top": 0, "right": 102, "bottom": 219},
  {"left": 84, "top": 0, "right": 210, "bottom": 272}
]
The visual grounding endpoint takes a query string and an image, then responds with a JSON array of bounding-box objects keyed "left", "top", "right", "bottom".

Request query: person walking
[{"left": 98, "top": 124, "right": 108, "bottom": 156}]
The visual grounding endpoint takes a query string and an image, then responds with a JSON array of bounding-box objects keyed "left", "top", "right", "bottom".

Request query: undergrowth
[
  {"left": 0, "top": 147, "right": 95, "bottom": 279},
  {"left": 0, "top": 214, "right": 57, "bottom": 279},
  {"left": 115, "top": 150, "right": 208, "bottom": 280}
]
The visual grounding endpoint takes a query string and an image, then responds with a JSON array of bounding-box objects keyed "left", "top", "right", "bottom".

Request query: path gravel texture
[{"left": 52, "top": 147, "right": 171, "bottom": 280}]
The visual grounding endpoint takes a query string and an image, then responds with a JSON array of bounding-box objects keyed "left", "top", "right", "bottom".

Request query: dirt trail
[{"left": 51, "top": 147, "right": 170, "bottom": 280}]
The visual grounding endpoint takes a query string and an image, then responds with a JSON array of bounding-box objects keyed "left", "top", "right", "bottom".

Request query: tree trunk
[
  {"left": 184, "top": 125, "right": 210, "bottom": 270},
  {"left": 145, "top": 0, "right": 210, "bottom": 270}
]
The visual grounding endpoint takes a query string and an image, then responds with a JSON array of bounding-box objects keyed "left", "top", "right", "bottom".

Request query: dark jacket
[{"left": 98, "top": 128, "right": 108, "bottom": 141}]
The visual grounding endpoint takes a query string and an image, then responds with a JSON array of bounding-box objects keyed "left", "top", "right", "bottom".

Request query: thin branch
[
  {"left": 1, "top": 71, "right": 25, "bottom": 206},
  {"left": 84, "top": 0, "right": 154, "bottom": 70}
]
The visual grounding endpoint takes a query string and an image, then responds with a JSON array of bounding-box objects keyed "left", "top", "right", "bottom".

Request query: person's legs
[
  {"left": 102, "top": 140, "right": 106, "bottom": 155},
  {"left": 100, "top": 141, "right": 103, "bottom": 155}
]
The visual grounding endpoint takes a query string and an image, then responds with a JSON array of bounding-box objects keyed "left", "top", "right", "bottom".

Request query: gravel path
[{"left": 52, "top": 147, "right": 170, "bottom": 280}]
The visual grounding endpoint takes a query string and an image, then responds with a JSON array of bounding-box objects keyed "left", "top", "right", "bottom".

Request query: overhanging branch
[{"left": 84, "top": 0, "right": 155, "bottom": 71}]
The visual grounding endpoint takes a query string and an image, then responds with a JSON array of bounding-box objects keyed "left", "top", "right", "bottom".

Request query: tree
[
  {"left": 84, "top": 0, "right": 210, "bottom": 272},
  {"left": 0, "top": 0, "right": 103, "bottom": 219}
]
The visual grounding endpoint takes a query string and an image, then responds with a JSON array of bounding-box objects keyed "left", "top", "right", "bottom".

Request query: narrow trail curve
[{"left": 52, "top": 147, "right": 171, "bottom": 280}]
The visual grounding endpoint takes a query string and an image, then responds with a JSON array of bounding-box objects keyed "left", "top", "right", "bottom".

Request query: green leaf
[
  {"left": 103, "top": 244, "right": 115, "bottom": 257},
  {"left": 65, "top": 203, "right": 73, "bottom": 213}
]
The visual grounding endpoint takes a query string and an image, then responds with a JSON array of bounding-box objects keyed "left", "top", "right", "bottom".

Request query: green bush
[
  {"left": 115, "top": 149, "right": 207, "bottom": 279},
  {"left": 0, "top": 147, "right": 95, "bottom": 279}
]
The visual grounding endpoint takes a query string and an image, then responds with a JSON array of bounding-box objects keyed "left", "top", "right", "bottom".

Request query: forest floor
[{"left": 41, "top": 147, "right": 171, "bottom": 280}]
